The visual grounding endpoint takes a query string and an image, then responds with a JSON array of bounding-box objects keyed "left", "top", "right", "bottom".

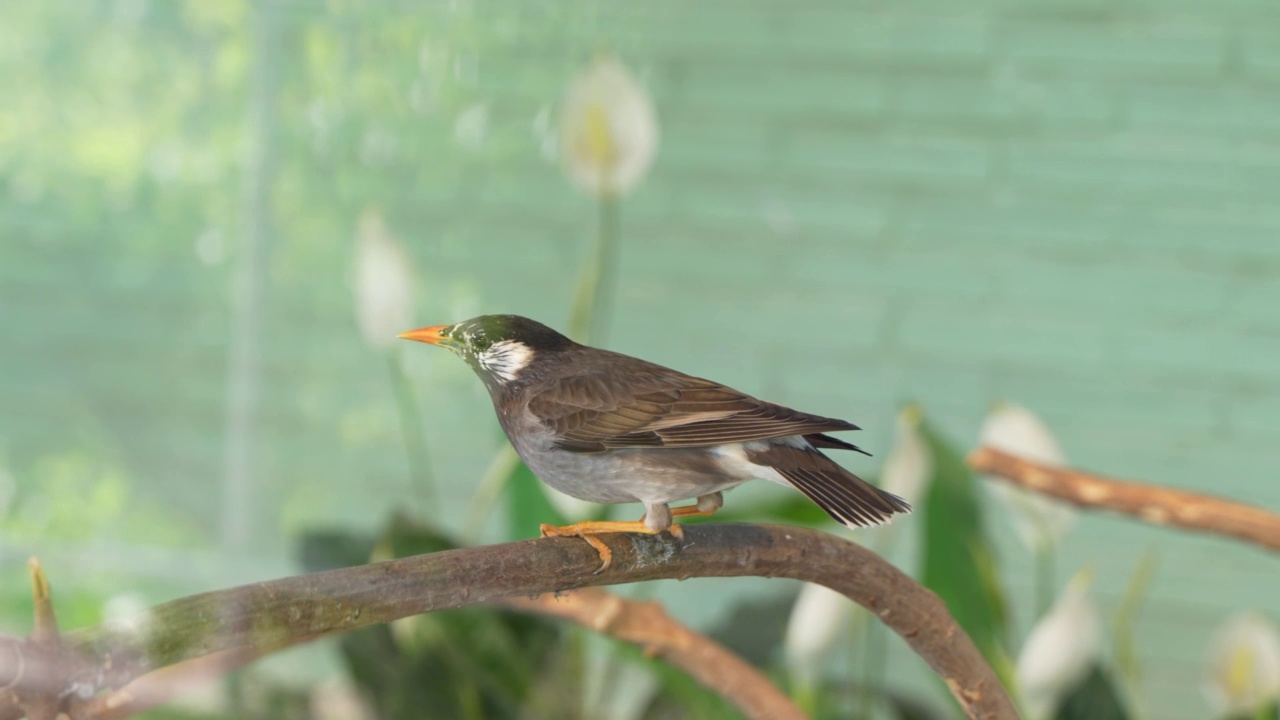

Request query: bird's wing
[{"left": 526, "top": 370, "right": 860, "bottom": 453}]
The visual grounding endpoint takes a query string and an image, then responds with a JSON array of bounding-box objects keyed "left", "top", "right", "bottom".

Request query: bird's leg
[
  {"left": 540, "top": 502, "right": 676, "bottom": 573},
  {"left": 670, "top": 491, "right": 723, "bottom": 520}
]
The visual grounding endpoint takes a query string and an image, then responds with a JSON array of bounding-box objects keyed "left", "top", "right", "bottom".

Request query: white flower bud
[
  {"left": 558, "top": 53, "right": 658, "bottom": 197},
  {"left": 1016, "top": 569, "right": 1102, "bottom": 720},
  {"left": 352, "top": 209, "right": 416, "bottom": 350},
  {"left": 979, "top": 401, "right": 1076, "bottom": 551},
  {"left": 784, "top": 582, "right": 851, "bottom": 687},
  {"left": 1204, "top": 611, "right": 1280, "bottom": 717}
]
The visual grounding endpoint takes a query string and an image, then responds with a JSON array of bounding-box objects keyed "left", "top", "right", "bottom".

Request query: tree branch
[
  {"left": 83, "top": 589, "right": 806, "bottom": 720},
  {"left": 969, "top": 446, "right": 1280, "bottom": 552},
  {"left": 499, "top": 588, "right": 804, "bottom": 720},
  {"left": 0, "top": 524, "right": 1016, "bottom": 720},
  {"left": 85, "top": 649, "right": 261, "bottom": 720}
]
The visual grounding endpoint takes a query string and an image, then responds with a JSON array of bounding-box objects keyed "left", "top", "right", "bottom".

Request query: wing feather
[{"left": 527, "top": 368, "right": 860, "bottom": 453}]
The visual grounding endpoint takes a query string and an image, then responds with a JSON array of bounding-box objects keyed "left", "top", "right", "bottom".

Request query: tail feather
[
  {"left": 804, "top": 432, "right": 873, "bottom": 457},
  {"left": 746, "top": 443, "right": 910, "bottom": 527}
]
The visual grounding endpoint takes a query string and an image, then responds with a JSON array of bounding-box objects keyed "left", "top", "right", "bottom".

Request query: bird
[{"left": 399, "top": 314, "right": 910, "bottom": 570}]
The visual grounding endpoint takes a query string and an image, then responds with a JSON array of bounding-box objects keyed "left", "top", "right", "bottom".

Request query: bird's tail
[{"left": 746, "top": 443, "right": 911, "bottom": 527}]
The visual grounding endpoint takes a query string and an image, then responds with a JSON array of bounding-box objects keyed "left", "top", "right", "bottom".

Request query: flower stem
[
  {"left": 1035, "top": 538, "right": 1056, "bottom": 618},
  {"left": 387, "top": 348, "right": 436, "bottom": 514},
  {"left": 466, "top": 194, "right": 624, "bottom": 535},
  {"left": 1114, "top": 547, "right": 1158, "bottom": 720},
  {"left": 568, "top": 194, "right": 621, "bottom": 344},
  {"left": 858, "top": 611, "right": 884, "bottom": 719}
]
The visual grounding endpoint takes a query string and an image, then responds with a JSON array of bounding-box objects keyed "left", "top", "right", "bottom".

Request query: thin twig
[
  {"left": 0, "top": 524, "right": 1017, "bottom": 720},
  {"left": 499, "top": 588, "right": 804, "bottom": 720},
  {"left": 969, "top": 446, "right": 1280, "bottom": 552}
]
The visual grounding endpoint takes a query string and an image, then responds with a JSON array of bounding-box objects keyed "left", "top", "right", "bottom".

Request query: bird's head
[{"left": 398, "top": 314, "right": 573, "bottom": 386}]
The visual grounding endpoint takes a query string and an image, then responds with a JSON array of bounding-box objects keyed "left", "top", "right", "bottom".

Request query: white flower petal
[
  {"left": 1016, "top": 569, "right": 1102, "bottom": 720},
  {"left": 558, "top": 53, "right": 658, "bottom": 197},
  {"left": 353, "top": 209, "right": 416, "bottom": 350},
  {"left": 784, "top": 582, "right": 851, "bottom": 686},
  {"left": 1204, "top": 611, "right": 1280, "bottom": 716},
  {"left": 979, "top": 401, "right": 1076, "bottom": 551}
]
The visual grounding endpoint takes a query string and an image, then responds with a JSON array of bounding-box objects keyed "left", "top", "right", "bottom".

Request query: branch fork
[{"left": 0, "top": 525, "right": 1019, "bottom": 720}]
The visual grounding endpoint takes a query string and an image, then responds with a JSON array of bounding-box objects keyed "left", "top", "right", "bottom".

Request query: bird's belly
[{"left": 513, "top": 441, "right": 758, "bottom": 506}]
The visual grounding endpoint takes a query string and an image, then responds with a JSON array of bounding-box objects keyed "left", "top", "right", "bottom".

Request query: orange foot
[
  {"left": 540, "top": 520, "right": 681, "bottom": 573},
  {"left": 670, "top": 503, "right": 719, "bottom": 520},
  {"left": 539, "top": 502, "right": 720, "bottom": 573}
]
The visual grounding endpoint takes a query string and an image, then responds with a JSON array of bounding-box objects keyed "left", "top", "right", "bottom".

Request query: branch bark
[
  {"left": 85, "top": 589, "right": 806, "bottom": 720},
  {"left": 969, "top": 446, "right": 1280, "bottom": 552},
  {"left": 0, "top": 524, "right": 1017, "bottom": 720},
  {"left": 85, "top": 649, "right": 260, "bottom": 720},
  {"left": 499, "top": 589, "right": 804, "bottom": 720}
]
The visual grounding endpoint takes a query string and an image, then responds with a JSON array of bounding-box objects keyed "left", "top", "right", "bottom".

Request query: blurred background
[{"left": 2, "top": 1, "right": 1278, "bottom": 719}]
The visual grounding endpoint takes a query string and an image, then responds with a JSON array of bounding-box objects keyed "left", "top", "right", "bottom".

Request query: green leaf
[
  {"left": 1113, "top": 548, "right": 1159, "bottom": 704},
  {"left": 882, "top": 692, "right": 953, "bottom": 720},
  {"left": 639, "top": 657, "right": 746, "bottom": 720},
  {"left": 917, "top": 420, "right": 1014, "bottom": 685},
  {"left": 379, "top": 511, "right": 461, "bottom": 557},
  {"left": 712, "top": 493, "right": 833, "bottom": 527},
  {"left": 505, "top": 459, "right": 569, "bottom": 539},
  {"left": 772, "top": 677, "right": 952, "bottom": 720},
  {"left": 296, "top": 528, "right": 378, "bottom": 571},
  {"left": 296, "top": 512, "right": 458, "bottom": 574},
  {"left": 705, "top": 594, "right": 795, "bottom": 667},
  {"left": 1054, "top": 665, "right": 1130, "bottom": 720},
  {"left": 1224, "top": 702, "right": 1280, "bottom": 720}
]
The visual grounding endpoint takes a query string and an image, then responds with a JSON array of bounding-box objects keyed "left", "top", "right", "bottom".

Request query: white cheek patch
[{"left": 478, "top": 340, "right": 534, "bottom": 382}]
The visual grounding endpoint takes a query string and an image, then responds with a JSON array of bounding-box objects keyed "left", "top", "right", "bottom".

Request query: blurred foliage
[
  {"left": 301, "top": 516, "right": 581, "bottom": 720},
  {"left": 296, "top": 513, "right": 793, "bottom": 720},
  {"left": 7, "top": 450, "right": 202, "bottom": 547},
  {"left": 917, "top": 421, "right": 1014, "bottom": 689},
  {"left": 1225, "top": 704, "right": 1280, "bottom": 720},
  {"left": 0, "top": 0, "right": 593, "bottom": 546},
  {"left": 1052, "top": 665, "right": 1128, "bottom": 720}
]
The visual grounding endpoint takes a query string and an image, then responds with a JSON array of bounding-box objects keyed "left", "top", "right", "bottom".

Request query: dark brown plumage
[{"left": 400, "top": 314, "right": 910, "bottom": 568}]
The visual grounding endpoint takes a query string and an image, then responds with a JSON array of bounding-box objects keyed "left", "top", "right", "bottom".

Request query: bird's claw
[
  {"left": 538, "top": 519, "right": 689, "bottom": 573},
  {"left": 539, "top": 522, "right": 614, "bottom": 573}
]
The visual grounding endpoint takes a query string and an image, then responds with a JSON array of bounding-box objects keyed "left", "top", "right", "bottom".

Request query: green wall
[{"left": 1, "top": 1, "right": 1277, "bottom": 718}]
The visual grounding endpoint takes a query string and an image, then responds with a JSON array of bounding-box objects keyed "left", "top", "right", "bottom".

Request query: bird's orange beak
[{"left": 398, "top": 325, "right": 451, "bottom": 345}]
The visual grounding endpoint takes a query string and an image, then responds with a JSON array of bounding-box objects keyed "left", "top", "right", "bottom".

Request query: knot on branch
[{"left": 0, "top": 559, "right": 105, "bottom": 720}]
